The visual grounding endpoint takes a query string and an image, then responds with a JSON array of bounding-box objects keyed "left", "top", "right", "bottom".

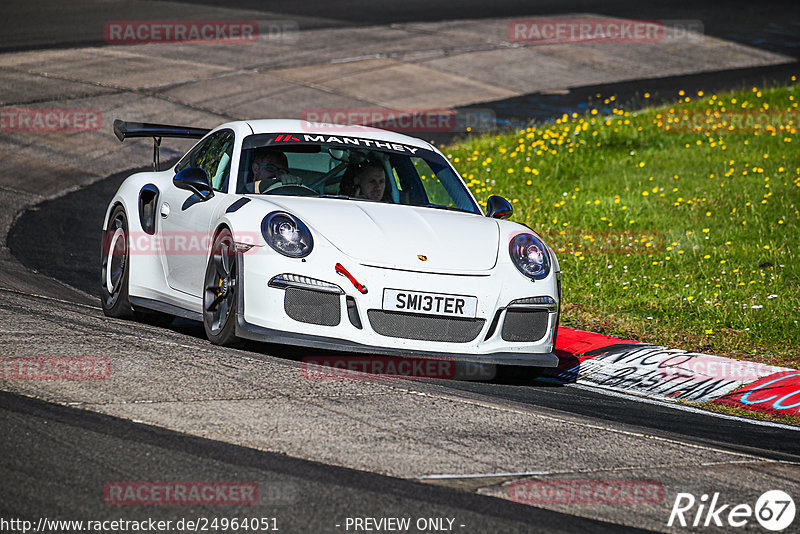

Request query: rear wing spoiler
[{"left": 113, "top": 119, "right": 211, "bottom": 171}]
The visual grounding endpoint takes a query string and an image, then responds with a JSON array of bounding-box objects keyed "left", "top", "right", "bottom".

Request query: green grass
[{"left": 444, "top": 81, "right": 800, "bottom": 368}]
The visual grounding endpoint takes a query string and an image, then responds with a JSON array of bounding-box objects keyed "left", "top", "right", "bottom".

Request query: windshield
[{"left": 236, "top": 133, "right": 481, "bottom": 214}]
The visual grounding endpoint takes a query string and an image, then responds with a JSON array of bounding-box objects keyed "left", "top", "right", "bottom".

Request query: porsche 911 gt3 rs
[{"left": 102, "top": 119, "right": 561, "bottom": 366}]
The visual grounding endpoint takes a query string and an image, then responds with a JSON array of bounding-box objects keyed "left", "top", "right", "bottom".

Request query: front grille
[
  {"left": 501, "top": 309, "right": 550, "bottom": 342},
  {"left": 284, "top": 288, "right": 341, "bottom": 326},
  {"left": 367, "top": 310, "right": 484, "bottom": 343}
]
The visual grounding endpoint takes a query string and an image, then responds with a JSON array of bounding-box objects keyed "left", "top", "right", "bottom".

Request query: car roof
[{"left": 241, "top": 119, "right": 436, "bottom": 151}]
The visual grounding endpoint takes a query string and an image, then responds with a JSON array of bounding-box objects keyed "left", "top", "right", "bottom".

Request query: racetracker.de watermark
[
  {"left": 301, "top": 356, "right": 496, "bottom": 381},
  {"left": 508, "top": 18, "right": 703, "bottom": 43},
  {"left": 658, "top": 109, "right": 800, "bottom": 133},
  {"left": 104, "top": 231, "right": 260, "bottom": 256},
  {"left": 508, "top": 479, "right": 664, "bottom": 505},
  {"left": 0, "top": 108, "right": 102, "bottom": 132},
  {"left": 659, "top": 355, "right": 780, "bottom": 383},
  {"left": 300, "top": 108, "right": 496, "bottom": 133},
  {"left": 104, "top": 482, "right": 258, "bottom": 506},
  {"left": 545, "top": 230, "right": 665, "bottom": 255},
  {"left": 103, "top": 20, "right": 297, "bottom": 44},
  {"left": 1, "top": 357, "right": 111, "bottom": 380}
]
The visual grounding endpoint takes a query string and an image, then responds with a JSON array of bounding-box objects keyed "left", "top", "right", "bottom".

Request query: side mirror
[
  {"left": 174, "top": 167, "right": 213, "bottom": 200},
  {"left": 486, "top": 195, "right": 512, "bottom": 219}
]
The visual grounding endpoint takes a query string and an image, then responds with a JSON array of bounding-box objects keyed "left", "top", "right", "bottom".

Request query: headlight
[
  {"left": 261, "top": 211, "right": 313, "bottom": 258},
  {"left": 509, "top": 233, "right": 551, "bottom": 280}
]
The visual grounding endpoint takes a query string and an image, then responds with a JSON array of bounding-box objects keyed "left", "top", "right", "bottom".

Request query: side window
[
  {"left": 412, "top": 158, "right": 452, "bottom": 206},
  {"left": 175, "top": 130, "right": 234, "bottom": 192}
]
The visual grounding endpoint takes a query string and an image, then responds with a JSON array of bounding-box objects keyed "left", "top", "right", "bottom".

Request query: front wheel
[{"left": 203, "top": 228, "right": 242, "bottom": 346}]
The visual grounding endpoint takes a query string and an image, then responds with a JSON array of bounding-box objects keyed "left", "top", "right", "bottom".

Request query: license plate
[{"left": 382, "top": 289, "right": 478, "bottom": 318}]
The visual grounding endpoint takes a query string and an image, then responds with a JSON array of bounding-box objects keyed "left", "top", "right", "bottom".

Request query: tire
[
  {"left": 203, "top": 228, "right": 242, "bottom": 346},
  {"left": 101, "top": 205, "right": 135, "bottom": 318}
]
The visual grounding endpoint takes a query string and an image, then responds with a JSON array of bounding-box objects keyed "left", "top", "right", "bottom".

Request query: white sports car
[{"left": 102, "top": 119, "right": 560, "bottom": 366}]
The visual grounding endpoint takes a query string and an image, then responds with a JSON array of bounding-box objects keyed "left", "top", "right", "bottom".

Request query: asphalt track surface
[
  {"left": 2, "top": 392, "right": 638, "bottom": 533},
  {"left": 1, "top": 1, "right": 798, "bottom": 135},
  {"left": 6, "top": 167, "right": 800, "bottom": 533},
  {"left": 3, "top": 0, "right": 799, "bottom": 55},
  {"left": 3, "top": 1, "right": 800, "bottom": 532},
  {"left": 7, "top": 168, "right": 800, "bottom": 465}
]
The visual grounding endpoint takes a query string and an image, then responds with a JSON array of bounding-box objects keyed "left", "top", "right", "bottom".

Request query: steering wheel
[
  {"left": 263, "top": 184, "right": 319, "bottom": 196},
  {"left": 307, "top": 162, "right": 348, "bottom": 190}
]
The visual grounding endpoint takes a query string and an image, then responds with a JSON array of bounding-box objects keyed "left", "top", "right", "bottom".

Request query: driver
[{"left": 249, "top": 148, "right": 301, "bottom": 193}]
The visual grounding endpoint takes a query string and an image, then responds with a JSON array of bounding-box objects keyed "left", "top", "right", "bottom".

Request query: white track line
[{"left": 420, "top": 471, "right": 550, "bottom": 480}]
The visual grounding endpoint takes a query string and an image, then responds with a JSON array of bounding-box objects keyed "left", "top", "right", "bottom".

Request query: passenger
[{"left": 339, "top": 162, "right": 388, "bottom": 201}]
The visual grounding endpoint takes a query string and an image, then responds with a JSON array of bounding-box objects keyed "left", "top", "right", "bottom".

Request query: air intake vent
[
  {"left": 284, "top": 288, "right": 341, "bottom": 326},
  {"left": 367, "top": 310, "right": 484, "bottom": 343},
  {"left": 501, "top": 309, "right": 549, "bottom": 342}
]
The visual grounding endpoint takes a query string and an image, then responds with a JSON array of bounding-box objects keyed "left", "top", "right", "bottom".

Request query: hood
[{"left": 254, "top": 196, "right": 499, "bottom": 272}]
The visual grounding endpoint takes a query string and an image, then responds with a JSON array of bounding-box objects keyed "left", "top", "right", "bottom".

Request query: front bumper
[
  {"left": 235, "top": 247, "right": 560, "bottom": 367},
  {"left": 235, "top": 314, "right": 557, "bottom": 366}
]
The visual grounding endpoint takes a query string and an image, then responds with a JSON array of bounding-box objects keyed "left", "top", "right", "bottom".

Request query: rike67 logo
[{"left": 668, "top": 490, "right": 795, "bottom": 531}]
